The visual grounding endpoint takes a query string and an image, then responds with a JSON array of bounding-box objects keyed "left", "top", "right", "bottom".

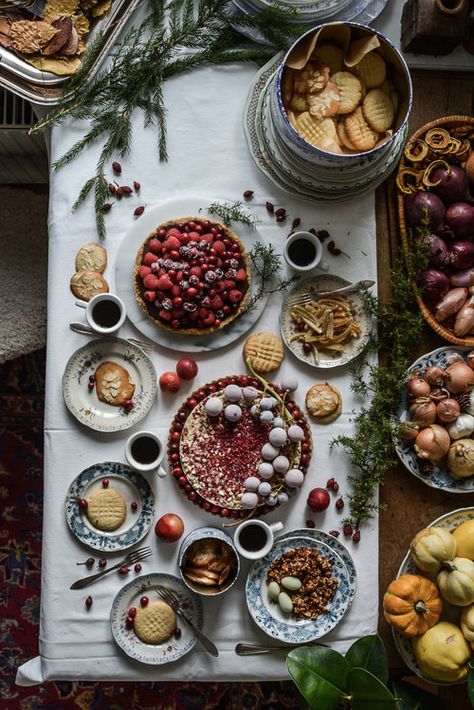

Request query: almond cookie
[
  {"left": 312, "top": 44, "right": 344, "bottom": 75},
  {"left": 305, "top": 383, "right": 342, "bottom": 424},
  {"left": 86, "top": 487, "right": 127, "bottom": 531},
  {"left": 75, "top": 243, "right": 107, "bottom": 274},
  {"left": 95, "top": 361, "right": 135, "bottom": 406},
  {"left": 294, "top": 60, "right": 330, "bottom": 94},
  {"left": 243, "top": 332, "right": 284, "bottom": 373},
  {"left": 70, "top": 270, "right": 109, "bottom": 301},
  {"left": 353, "top": 50, "right": 386, "bottom": 89},
  {"left": 307, "top": 81, "right": 340, "bottom": 120},
  {"left": 362, "top": 88, "right": 394, "bottom": 133},
  {"left": 133, "top": 600, "right": 176, "bottom": 645},
  {"left": 345, "top": 107, "right": 378, "bottom": 152},
  {"left": 330, "top": 71, "right": 362, "bottom": 114},
  {"left": 295, "top": 112, "right": 338, "bottom": 148}
]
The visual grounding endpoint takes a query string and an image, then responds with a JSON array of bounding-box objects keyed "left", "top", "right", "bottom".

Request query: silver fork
[
  {"left": 69, "top": 322, "right": 154, "bottom": 355},
  {"left": 156, "top": 585, "right": 219, "bottom": 657},
  {"left": 235, "top": 641, "right": 327, "bottom": 655},
  {"left": 70, "top": 546, "right": 152, "bottom": 590},
  {"left": 288, "top": 279, "right": 375, "bottom": 307}
]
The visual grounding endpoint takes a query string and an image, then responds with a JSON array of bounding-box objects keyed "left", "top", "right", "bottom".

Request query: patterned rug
[{"left": 0, "top": 350, "right": 299, "bottom": 710}]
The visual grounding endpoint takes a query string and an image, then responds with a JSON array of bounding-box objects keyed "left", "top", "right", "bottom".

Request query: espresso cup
[
  {"left": 233, "top": 519, "right": 283, "bottom": 560},
  {"left": 283, "top": 231, "right": 327, "bottom": 274},
  {"left": 125, "top": 431, "right": 167, "bottom": 477},
  {"left": 75, "top": 293, "right": 126, "bottom": 335}
]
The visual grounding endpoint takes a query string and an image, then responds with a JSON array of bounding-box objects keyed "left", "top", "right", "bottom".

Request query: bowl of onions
[
  {"left": 397, "top": 115, "right": 474, "bottom": 346},
  {"left": 396, "top": 346, "right": 474, "bottom": 492}
]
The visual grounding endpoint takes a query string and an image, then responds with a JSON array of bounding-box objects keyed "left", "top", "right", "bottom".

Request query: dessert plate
[
  {"left": 394, "top": 346, "right": 474, "bottom": 493},
  {"left": 280, "top": 274, "right": 373, "bottom": 369},
  {"left": 63, "top": 336, "right": 157, "bottom": 433},
  {"left": 246, "top": 533, "right": 354, "bottom": 642},
  {"left": 115, "top": 197, "right": 269, "bottom": 353},
  {"left": 65, "top": 462, "right": 155, "bottom": 552},
  {"left": 111, "top": 572, "right": 203, "bottom": 665}
]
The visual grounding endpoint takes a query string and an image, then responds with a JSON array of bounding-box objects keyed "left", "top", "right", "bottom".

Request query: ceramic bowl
[{"left": 178, "top": 527, "right": 240, "bottom": 597}]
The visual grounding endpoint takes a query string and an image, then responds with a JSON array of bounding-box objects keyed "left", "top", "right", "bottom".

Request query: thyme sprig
[
  {"left": 32, "top": 0, "right": 302, "bottom": 239},
  {"left": 206, "top": 200, "right": 261, "bottom": 228},
  {"left": 246, "top": 242, "right": 299, "bottom": 313}
]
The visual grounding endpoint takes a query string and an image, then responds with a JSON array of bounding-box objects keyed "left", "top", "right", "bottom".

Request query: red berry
[
  {"left": 265, "top": 201, "right": 274, "bottom": 213},
  {"left": 134, "top": 563, "right": 142, "bottom": 573},
  {"left": 343, "top": 524, "right": 353, "bottom": 537},
  {"left": 159, "top": 372, "right": 181, "bottom": 393},
  {"left": 326, "top": 478, "right": 335, "bottom": 489},
  {"left": 329, "top": 530, "right": 340, "bottom": 538},
  {"left": 112, "top": 161, "right": 122, "bottom": 174},
  {"left": 140, "top": 596, "right": 149, "bottom": 606},
  {"left": 118, "top": 566, "right": 129, "bottom": 575},
  {"left": 134, "top": 206, "right": 145, "bottom": 217},
  {"left": 303, "top": 342, "right": 313, "bottom": 354},
  {"left": 128, "top": 607, "right": 137, "bottom": 617},
  {"left": 85, "top": 557, "right": 94, "bottom": 567},
  {"left": 307, "top": 488, "right": 330, "bottom": 512},
  {"left": 98, "top": 558, "right": 107, "bottom": 568},
  {"left": 305, "top": 520, "right": 315, "bottom": 528},
  {"left": 353, "top": 530, "right": 361, "bottom": 543},
  {"left": 332, "top": 481, "right": 340, "bottom": 493},
  {"left": 126, "top": 616, "right": 134, "bottom": 628},
  {"left": 335, "top": 498, "right": 344, "bottom": 510},
  {"left": 78, "top": 498, "right": 88, "bottom": 510},
  {"left": 131, "top": 501, "right": 138, "bottom": 511},
  {"left": 133, "top": 181, "right": 141, "bottom": 191},
  {"left": 85, "top": 596, "right": 93, "bottom": 609},
  {"left": 176, "top": 358, "right": 198, "bottom": 381},
  {"left": 87, "top": 382, "right": 94, "bottom": 391},
  {"left": 102, "top": 478, "right": 109, "bottom": 488},
  {"left": 243, "top": 190, "right": 254, "bottom": 198}
]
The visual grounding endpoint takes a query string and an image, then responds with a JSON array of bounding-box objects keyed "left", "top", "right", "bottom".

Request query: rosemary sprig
[
  {"left": 246, "top": 242, "right": 299, "bottom": 313},
  {"left": 206, "top": 200, "right": 261, "bottom": 228}
]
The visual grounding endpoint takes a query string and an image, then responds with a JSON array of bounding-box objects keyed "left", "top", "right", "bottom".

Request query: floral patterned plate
[
  {"left": 111, "top": 572, "right": 203, "bottom": 665},
  {"left": 392, "top": 506, "right": 474, "bottom": 685},
  {"left": 394, "top": 346, "right": 474, "bottom": 493},
  {"left": 246, "top": 533, "right": 354, "bottom": 642},
  {"left": 62, "top": 336, "right": 157, "bottom": 432},
  {"left": 65, "top": 461, "right": 155, "bottom": 552}
]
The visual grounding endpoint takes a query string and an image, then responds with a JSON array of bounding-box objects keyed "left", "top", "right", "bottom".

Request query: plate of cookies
[
  {"left": 111, "top": 572, "right": 204, "bottom": 665},
  {"left": 280, "top": 275, "right": 372, "bottom": 368},
  {"left": 65, "top": 462, "right": 155, "bottom": 552},
  {"left": 62, "top": 336, "right": 157, "bottom": 432}
]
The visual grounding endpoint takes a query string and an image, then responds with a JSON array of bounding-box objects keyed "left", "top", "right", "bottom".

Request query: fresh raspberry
[
  {"left": 166, "top": 228, "right": 181, "bottom": 239},
  {"left": 143, "top": 252, "right": 157, "bottom": 266},
  {"left": 187, "top": 231, "right": 201, "bottom": 242},
  {"left": 148, "top": 239, "right": 162, "bottom": 254},
  {"left": 224, "top": 280, "right": 236, "bottom": 290},
  {"left": 171, "top": 308, "right": 185, "bottom": 319},
  {"left": 198, "top": 308, "right": 209, "bottom": 319},
  {"left": 235, "top": 268, "right": 247, "bottom": 282},
  {"left": 164, "top": 236, "right": 181, "bottom": 252},
  {"left": 201, "top": 312, "right": 216, "bottom": 326},
  {"left": 210, "top": 295, "right": 224, "bottom": 310},
  {"left": 213, "top": 240, "right": 226, "bottom": 254},
  {"left": 200, "top": 233, "right": 214, "bottom": 243},
  {"left": 138, "top": 265, "right": 151, "bottom": 279},
  {"left": 144, "top": 290, "right": 156, "bottom": 302},
  {"left": 158, "top": 309, "right": 173, "bottom": 321},
  {"left": 228, "top": 290, "right": 243, "bottom": 304},
  {"left": 189, "top": 266, "right": 202, "bottom": 278},
  {"left": 170, "top": 284, "right": 181, "bottom": 297},
  {"left": 156, "top": 276, "right": 173, "bottom": 290},
  {"left": 143, "top": 273, "right": 161, "bottom": 290}
]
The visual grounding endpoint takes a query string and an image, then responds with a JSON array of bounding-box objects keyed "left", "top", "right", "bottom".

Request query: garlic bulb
[
  {"left": 414, "top": 425, "right": 451, "bottom": 461},
  {"left": 448, "top": 413, "right": 474, "bottom": 440},
  {"left": 446, "top": 352, "right": 465, "bottom": 366},
  {"left": 444, "top": 362, "right": 474, "bottom": 395},
  {"left": 448, "top": 439, "right": 474, "bottom": 479}
]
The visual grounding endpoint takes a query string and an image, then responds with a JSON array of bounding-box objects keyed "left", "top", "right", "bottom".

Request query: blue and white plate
[
  {"left": 65, "top": 462, "right": 155, "bottom": 552},
  {"left": 394, "top": 346, "right": 474, "bottom": 493},
  {"left": 392, "top": 507, "right": 474, "bottom": 685},
  {"left": 111, "top": 572, "right": 203, "bottom": 665},
  {"left": 246, "top": 533, "right": 354, "bottom": 642}
]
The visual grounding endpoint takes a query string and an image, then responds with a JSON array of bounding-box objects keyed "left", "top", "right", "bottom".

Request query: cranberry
[
  {"left": 172, "top": 467, "right": 182, "bottom": 478},
  {"left": 85, "top": 596, "right": 93, "bottom": 609},
  {"left": 98, "top": 558, "right": 107, "bottom": 568},
  {"left": 203, "top": 501, "right": 211, "bottom": 511},
  {"left": 87, "top": 382, "right": 94, "bottom": 391},
  {"left": 84, "top": 557, "right": 94, "bottom": 567},
  {"left": 329, "top": 530, "right": 340, "bottom": 538},
  {"left": 173, "top": 297, "right": 183, "bottom": 307},
  {"left": 211, "top": 505, "right": 220, "bottom": 514},
  {"left": 140, "top": 596, "right": 149, "bottom": 606},
  {"left": 78, "top": 498, "right": 88, "bottom": 510},
  {"left": 207, "top": 384, "right": 217, "bottom": 393},
  {"left": 177, "top": 410, "right": 187, "bottom": 421},
  {"left": 332, "top": 481, "right": 340, "bottom": 493},
  {"left": 184, "top": 483, "right": 192, "bottom": 493},
  {"left": 123, "top": 400, "right": 134, "bottom": 412},
  {"left": 102, "top": 478, "right": 110, "bottom": 488},
  {"left": 174, "top": 422, "right": 183, "bottom": 432},
  {"left": 171, "top": 319, "right": 181, "bottom": 329},
  {"left": 292, "top": 217, "right": 301, "bottom": 229},
  {"left": 158, "top": 228, "right": 166, "bottom": 238},
  {"left": 174, "top": 627, "right": 182, "bottom": 639},
  {"left": 188, "top": 491, "right": 197, "bottom": 501},
  {"left": 126, "top": 616, "right": 134, "bottom": 628},
  {"left": 343, "top": 524, "right": 353, "bottom": 537},
  {"left": 187, "top": 287, "right": 198, "bottom": 297},
  {"left": 296, "top": 322, "right": 305, "bottom": 332},
  {"left": 326, "top": 478, "right": 335, "bottom": 489},
  {"left": 306, "top": 520, "right": 315, "bottom": 528},
  {"left": 131, "top": 501, "right": 138, "bottom": 511},
  {"left": 112, "top": 161, "right": 121, "bottom": 174},
  {"left": 128, "top": 607, "right": 137, "bottom": 617},
  {"left": 172, "top": 431, "right": 181, "bottom": 442},
  {"left": 221, "top": 507, "right": 230, "bottom": 516},
  {"left": 187, "top": 398, "right": 198, "bottom": 408},
  {"left": 134, "top": 563, "right": 142, "bottom": 573},
  {"left": 197, "top": 389, "right": 206, "bottom": 400},
  {"left": 335, "top": 498, "right": 344, "bottom": 510},
  {"left": 88, "top": 374, "right": 96, "bottom": 383},
  {"left": 170, "top": 453, "right": 180, "bottom": 462},
  {"left": 353, "top": 530, "right": 361, "bottom": 543},
  {"left": 119, "top": 566, "right": 129, "bottom": 575},
  {"left": 178, "top": 476, "right": 187, "bottom": 486},
  {"left": 303, "top": 342, "right": 313, "bottom": 354},
  {"left": 265, "top": 201, "right": 274, "bottom": 213}
]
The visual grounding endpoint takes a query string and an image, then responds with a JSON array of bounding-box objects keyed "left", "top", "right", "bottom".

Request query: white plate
[
  {"left": 62, "top": 336, "right": 157, "bottom": 433},
  {"left": 393, "top": 507, "right": 474, "bottom": 686},
  {"left": 65, "top": 461, "right": 155, "bottom": 552},
  {"left": 111, "top": 572, "right": 203, "bottom": 665},
  {"left": 115, "top": 197, "right": 269, "bottom": 353},
  {"left": 280, "top": 275, "right": 372, "bottom": 369}
]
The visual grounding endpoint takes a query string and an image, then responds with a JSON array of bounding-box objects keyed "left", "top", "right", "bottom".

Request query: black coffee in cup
[
  {"left": 238, "top": 524, "right": 268, "bottom": 552},
  {"left": 131, "top": 436, "right": 161, "bottom": 465},
  {"left": 92, "top": 299, "right": 122, "bottom": 329},
  {"left": 287, "top": 237, "right": 317, "bottom": 267}
]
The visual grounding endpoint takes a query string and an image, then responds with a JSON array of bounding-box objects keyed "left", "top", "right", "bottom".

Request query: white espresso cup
[
  {"left": 75, "top": 293, "right": 126, "bottom": 334},
  {"left": 233, "top": 519, "right": 283, "bottom": 560},
  {"left": 125, "top": 431, "right": 167, "bottom": 477},
  {"left": 283, "top": 231, "right": 328, "bottom": 273}
]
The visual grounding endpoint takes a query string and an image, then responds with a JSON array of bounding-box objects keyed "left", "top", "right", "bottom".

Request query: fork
[
  {"left": 235, "top": 641, "right": 327, "bottom": 655},
  {"left": 70, "top": 546, "right": 152, "bottom": 590},
  {"left": 156, "top": 585, "right": 219, "bottom": 657},
  {"left": 69, "top": 322, "right": 154, "bottom": 355},
  {"left": 288, "top": 279, "right": 375, "bottom": 307}
]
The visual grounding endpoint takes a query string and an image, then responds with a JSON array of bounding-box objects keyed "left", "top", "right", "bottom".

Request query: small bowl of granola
[{"left": 178, "top": 527, "right": 240, "bottom": 597}]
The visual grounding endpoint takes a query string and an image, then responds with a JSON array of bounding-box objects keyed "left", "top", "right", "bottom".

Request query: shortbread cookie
[
  {"left": 294, "top": 60, "right": 330, "bottom": 94},
  {"left": 290, "top": 93, "right": 308, "bottom": 113},
  {"left": 362, "top": 88, "right": 394, "bottom": 133},
  {"left": 307, "top": 81, "right": 340, "bottom": 120},
  {"left": 313, "top": 44, "right": 344, "bottom": 75},
  {"left": 133, "top": 600, "right": 176, "bottom": 645},
  {"left": 345, "top": 107, "right": 379, "bottom": 151},
  {"left": 331, "top": 71, "right": 362, "bottom": 114},
  {"left": 336, "top": 119, "right": 358, "bottom": 150},
  {"left": 295, "top": 112, "right": 338, "bottom": 148},
  {"left": 305, "top": 383, "right": 342, "bottom": 423},
  {"left": 86, "top": 487, "right": 127, "bottom": 531},
  {"left": 75, "top": 243, "right": 107, "bottom": 274},
  {"left": 353, "top": 50, "right": 387, "bottom": 89},
  {"left": 70, "top": 270, "right": 109, "bottom": 301},
  {"left": 94, "top": 361, "right": 135, "bottom": 406},
  {"left": 243, "top": 332, "right": 284, "bottom": 373}
]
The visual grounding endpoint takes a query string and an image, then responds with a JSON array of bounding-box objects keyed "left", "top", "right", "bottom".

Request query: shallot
[
  {"left": 414, "top": 424, "right": 451, "bottom": 461},
  {"left": 450, "top": 268, "right": 474, "bottom": 288},
  {"left": 446, "top": 203, "right": 474, "bottom": 238},
  {"left": 436, "top": 398, "right": 460, "bottom": 423},
  {"left": 455, "top": 296, "right": 474, "bottom": 337},
  {"left": 444, "top": 361, "right": 474, "bottom": 394},
  {"left": 407, "top": 375, "right": 431, "bottom": 399},
  {"left": 424, "top": 365, "right": 445, "bottom": 387},
  {"left": 400, "top": 421, "right": 420, "bottom": 440},
  {"left": 410, "top": 398, "right": 437, "bottom": 426},
  {"left": 434, "top": 287, "right": 468, "bottom": 322}
]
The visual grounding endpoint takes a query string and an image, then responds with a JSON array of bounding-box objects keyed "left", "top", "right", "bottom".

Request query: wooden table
[{"left": 377, "top": 69, "right": 474, "bottom": 706}]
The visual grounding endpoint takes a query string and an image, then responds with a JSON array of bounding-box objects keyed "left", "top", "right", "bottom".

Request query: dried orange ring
[
  {"left": 422, "top": 159, "right": 450, "bottom": 188},
  {"left": 397, "top": 167, "right": 422, "bottom": 195},
  {"left": 425, "top": 128, "right": 451, "bottom": 149},
  {"left": 404, "top": 139, "right": 429, "bottom": 163}
]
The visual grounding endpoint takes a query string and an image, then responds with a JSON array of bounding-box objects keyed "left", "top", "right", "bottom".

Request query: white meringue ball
[
  {"left": 288, "top": 424, "right": 304, "bottom": 442},
  {"left": 273, "top": 455, "right": 290, "bottom": 473},
  {"left": 250, "top": 404, "right": 259, "bottom": 417},
  {"left": 241, "top": 492, "right": 259, "bottom": 509},
  {"left": 244, "top": 476, "right": 260, "bottom": 492},
  {"left": 243, "top": 386, "right": 259, "bottom": 401},
  {"left": 261, "top": 443, "right": 279, "bottom": 461},
  {"left": 258, "top": 482, "right": 272, "bottom": 497},
  {"left": 224, "top": 384, "right": 242, "bottom": 402},
  {"left": 279, "top": 375, "right": 299, "bottom": 392},
  {"left": 269, "top": 427, "right": 287, "bottom": 447},
  {"left": 277, "top": 492, "right": 289, "bottom": 505},
  {"left": 285, "top": 469, "right": 304, "bottom": 488},
  {"left": 259, "top": 410, "right": 274, "bottom": 425},
  {"left": 273, "top": 417, "right": 284, "bottom": 428},
  {"left": 258, "top": 462, "right": 275, "bottom": 480},
  {"left": 205, "top": 397, "right": 223, "bottom": 417},
  {"left": 260, "top": 396, "right": 277, "bottom": 410},
  {"left": 266, "top": 494, "right": 278, "bottom": 506},
  {"left": 224, "top": 404, "right": 242, "bottom": 422}
]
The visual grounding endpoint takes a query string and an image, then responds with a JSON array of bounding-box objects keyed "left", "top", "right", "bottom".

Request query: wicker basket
[{"left": 397, "top": 115, "right": 474, "bottom": 347}]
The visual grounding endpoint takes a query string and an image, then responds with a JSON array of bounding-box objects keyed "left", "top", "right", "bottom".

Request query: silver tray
[{"left": 0, "top": 0, "right": 141, "bottom": 105}]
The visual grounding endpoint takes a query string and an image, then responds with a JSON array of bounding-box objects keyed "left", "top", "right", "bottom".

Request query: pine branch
[{"left": 206, "top": 200, "right": 261, "bottom": 228}]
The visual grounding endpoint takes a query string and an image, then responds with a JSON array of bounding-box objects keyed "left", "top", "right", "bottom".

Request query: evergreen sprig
[
  {"left": 246, "top": 242, "right": 299, "bottom": 313},
  {"left": 32, "top": 0, "right": 301, "bottom": 239},
  {"left": 206, "top": 200, "right": 261, "bottom": 228}
]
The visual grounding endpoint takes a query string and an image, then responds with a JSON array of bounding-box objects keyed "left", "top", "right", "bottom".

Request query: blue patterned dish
[
  {"left": 65, "top": 462, "right": 155, "bottom": 552},
  {"left": 246, "top": 533, "right": 354, "bottom": 642},
  {"left": 393, "top": 507, "right": 474, "bottom": 685},
  {"left": 394, "top": 346, "right": 474, "bottom": 493},
  {"left": 111, "top": 573, "right": 203, "bottom": 665}
]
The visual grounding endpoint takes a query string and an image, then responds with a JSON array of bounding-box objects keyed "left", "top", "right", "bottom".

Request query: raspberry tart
[
  {"left": 168, "top": 374, "right": 312, "bottom": 518},
  {"left": 134, "top": 217, "right": 251, "bottom": 335}
]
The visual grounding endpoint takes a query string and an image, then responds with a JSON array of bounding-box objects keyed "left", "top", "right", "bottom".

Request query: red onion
[
  {"left": 416, "top": 233, "right": 449, "bottom": 267},
  {"left": 448, "top": 240, "right": 474, "bottom": 269},
  {"left": 431, "top": 165, "right": 473, "bottom": 205},
  {"left": 405, "top": 192, "right": 445, "bottom": 231},
  {"left": 446, "top": 203, "right": 474, "bottom": 238},
  {"left": 450, "top": 267, "right": 474, "bottom": 288},
  {"left": 419, "top": 269, "right": 450, "bottom": 301}
]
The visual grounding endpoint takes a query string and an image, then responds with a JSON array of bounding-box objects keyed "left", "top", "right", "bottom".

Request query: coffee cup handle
[
  {"left": 269, "top": 521, "right": 283, "bottom": 533},
  {"left": 156, "top": 465, "right": 167, "bottom": 478},
  {"left": 316, "top": 260, "right": 329, "bottom": 272},
  {"left": 75, "top": 300, "right": 87, "bottom": 309}
]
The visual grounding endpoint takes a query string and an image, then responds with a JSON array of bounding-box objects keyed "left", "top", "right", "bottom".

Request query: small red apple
[
  {"left": 155, "top": 513, "right": 184, "bottom": 542},
  {"left": 159, "top": 371, "right": 181, "bottom": 393},
  {"left": 176, "top": 357, "right": 198, "bottom": 381},
  {"left": 307, "top": 487, "right": 330, "bottom": 512}
]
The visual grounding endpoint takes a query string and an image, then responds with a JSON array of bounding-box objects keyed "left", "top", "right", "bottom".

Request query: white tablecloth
[{"left": 16, "top": 60, "right": 378, "bottom": 685}]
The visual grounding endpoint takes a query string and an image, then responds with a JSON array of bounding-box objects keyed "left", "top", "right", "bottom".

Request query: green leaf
[
  {"left": 391, "top": 679, "right": 449, "bottom": 710},
  {"left": 345, "top": 635, "right": 389, "bottom": 685},
  {"left": 346, "top": 667, "right": 397, "bottom": 710},
  {"left": 468, "top": 664, "right": 474, "bottom": 708},
  {"left": 286, "top": 647, "right": 350, "bottom": 710}
]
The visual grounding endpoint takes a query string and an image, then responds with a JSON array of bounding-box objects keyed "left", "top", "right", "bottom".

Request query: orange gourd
[{"left": 383, "top": 574, "right": 442, "bottom": 637}]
